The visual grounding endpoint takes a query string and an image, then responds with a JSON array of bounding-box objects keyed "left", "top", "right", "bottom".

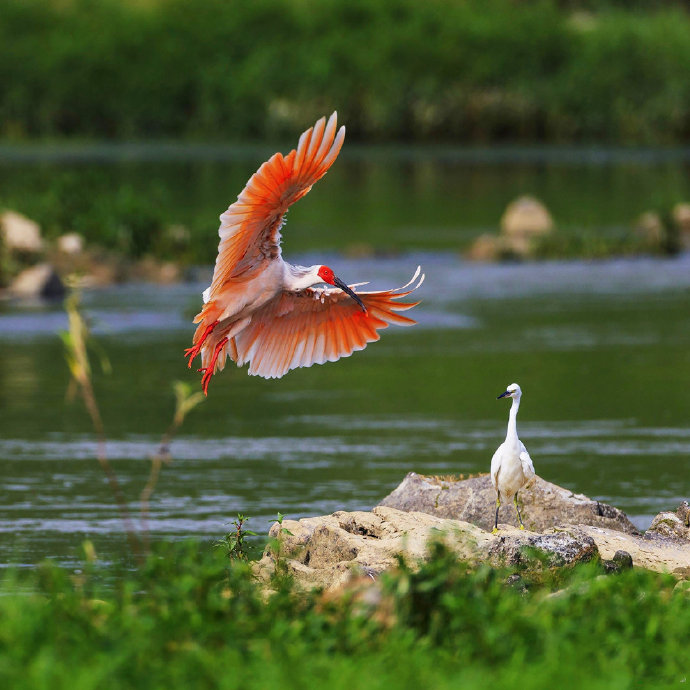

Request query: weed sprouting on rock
[{"left": 215, "top": 515, "right": 258, "bottom": 561}]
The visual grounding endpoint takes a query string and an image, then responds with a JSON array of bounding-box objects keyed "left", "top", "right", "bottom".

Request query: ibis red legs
[
  {"left": 198, "top": 336, "right": 228, "bottom": 396},
  {"left": 184, "top": 320, "right": 218, "bottom": 368}
]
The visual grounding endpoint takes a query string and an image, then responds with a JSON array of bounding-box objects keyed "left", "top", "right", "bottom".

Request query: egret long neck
[{"left": 505, "top": 397, "right": 520, "bottom": 443}]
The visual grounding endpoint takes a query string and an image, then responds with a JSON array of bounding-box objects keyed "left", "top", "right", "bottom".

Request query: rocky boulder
[
  {"left": 646, "top": 501, "right": 690, "bottom": 541},
  {"left": 378, "top": 472, "right": 638, "bottom": 535},
  {"left": 255, "top": 506, "right": 601, "bottom": 591}
]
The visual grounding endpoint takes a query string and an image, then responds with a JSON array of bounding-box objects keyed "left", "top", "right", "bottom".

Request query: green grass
[
  {"left": 3, "top": 0, "right": 690, "bottom": 144},
  {"left": 0, "top": 540, "right": 687, "bottom": 689}
]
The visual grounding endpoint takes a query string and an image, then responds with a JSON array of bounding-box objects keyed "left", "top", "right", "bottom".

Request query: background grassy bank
[
  {"left": 3, "top": 152, "right": 690, "bottom": 264},
  {"left": 0, "top": 541, "right": 687, "bottom": 689},
  {"left": 3, "top": 0, "right": 690, "bottom": 144}
]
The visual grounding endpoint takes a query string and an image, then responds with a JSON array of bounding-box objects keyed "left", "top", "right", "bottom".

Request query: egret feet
[
  {"left": 492, "top": 527, "right": 499, "bottom": 535},
  {"left": 519, "top": 524, "right": 525, "bottom": 530}
]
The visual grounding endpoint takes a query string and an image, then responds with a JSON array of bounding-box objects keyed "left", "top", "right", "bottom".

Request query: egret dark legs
[
  {"left": 514, "top": 492, "right": 525, "bottom": 530},
  {"left": 492, "top": 493, "right": 501, "bottom": 534}
]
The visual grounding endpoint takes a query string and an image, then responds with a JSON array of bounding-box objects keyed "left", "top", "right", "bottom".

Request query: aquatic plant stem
[
  {"left": 62, "top": 289, "right": 143, "bottom": 563},
  {"left": 140, "top": 382, "right": 204, "bottom": 551}
]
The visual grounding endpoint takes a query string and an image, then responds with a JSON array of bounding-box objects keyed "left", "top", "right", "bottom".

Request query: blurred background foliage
[{"left": 2, "top": 0, "right": 690, "bottom": 144}]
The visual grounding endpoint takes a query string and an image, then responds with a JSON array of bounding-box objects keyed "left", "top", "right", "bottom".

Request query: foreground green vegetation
[
  {"left": 3, "top": 0, "right": 690, "bottom": 144},
  {"left": 0, "top": 540, "right": 687, "bottom": 689}
]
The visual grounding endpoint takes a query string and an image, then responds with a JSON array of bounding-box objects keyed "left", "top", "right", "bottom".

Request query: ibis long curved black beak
[
  {"left": 497, "top": 391, "right": 511, "bottom": 399},
  {"left": 333, "top": 276, "right": 367, "bottom": 313}
]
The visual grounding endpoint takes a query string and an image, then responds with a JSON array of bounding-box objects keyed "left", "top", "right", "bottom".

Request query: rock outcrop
[
  {"left": 378, "top": 472, "right": 638, "bottom": 535},
  {"left": 256, "top": 503, "right": 690, "bottom": 591},
  {"left": 574, "top": 523, "right": 690, "bottom": 578},
  {"left": 255, "top": 506, "right": 601, "bottom": 591},
  {"left": 255, "top": 476, "right": 690, "bottom": 591},
  {"left": 646, "top": 501, "right": 690, "bottom": 541}
]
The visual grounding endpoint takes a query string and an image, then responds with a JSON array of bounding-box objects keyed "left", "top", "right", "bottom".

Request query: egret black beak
[
  {"left": 333, "top": 276, "right": 367, "bottom": 313},
  {"left": 497, "top": 391, "right": 511, "bottom": 399}
]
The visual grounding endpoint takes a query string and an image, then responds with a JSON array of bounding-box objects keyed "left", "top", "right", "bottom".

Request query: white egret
[{"left": 490, "top": 383, "right": 535, "bottom": 533}]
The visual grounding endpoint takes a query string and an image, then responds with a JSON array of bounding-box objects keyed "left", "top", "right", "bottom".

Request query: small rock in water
[
  {"left": 635, "top": 211, "right": 665, "bottom": 248},
  {"left": 9, "top": 263, "right": 64, "bottom": 298},
  {"left": 500, "top": 195, "right": 554, "bottom": 255},
  {"left": 672, "top": 203, "right": 690, "bottom": 249},
  {"left": 1, "top": 210, "right": 44, "bottom": 254},
  {"left": 466, "top": 233, "right": 504, "bottom": 262},
  {"left": 57, "top": 232, "right": 84, "bottom": 254}
]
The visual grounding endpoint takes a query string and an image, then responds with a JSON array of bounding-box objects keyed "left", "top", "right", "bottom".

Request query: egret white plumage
[
  {"left": 490, "top": 383, "right": 535, "bottom": 533},
  {"left": 185, "top": 112, "right": 424, "bottom": 394}
]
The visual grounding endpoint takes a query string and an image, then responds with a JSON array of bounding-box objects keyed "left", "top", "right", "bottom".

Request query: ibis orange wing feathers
[
  {"left": 206, "top": 112, "right": 345, "bottom": 302},
  {"left": 228, "top": 269, "right": 424, "bottom": 379}
]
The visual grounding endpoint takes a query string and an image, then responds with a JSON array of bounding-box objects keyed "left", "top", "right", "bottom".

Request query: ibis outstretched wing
[
  {"left": 228, "top": 269, "right": 424, "bottom": 379},
  {"left": 205, "top": 112, "right": 345, "bottom": 304}
]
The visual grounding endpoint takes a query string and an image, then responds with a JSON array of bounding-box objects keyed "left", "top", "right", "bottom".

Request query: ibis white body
[{"left": 490, "top": 383, "right": 535, "bottom": 530}]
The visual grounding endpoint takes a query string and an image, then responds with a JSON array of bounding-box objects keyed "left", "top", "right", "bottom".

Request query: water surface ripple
[{"left": 1, "top": 253, "right": 689, "bottom": 565}]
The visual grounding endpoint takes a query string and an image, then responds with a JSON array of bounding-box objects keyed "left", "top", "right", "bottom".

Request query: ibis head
[{"left": 317, "top": 265, "right": 366, "bottom": 312}]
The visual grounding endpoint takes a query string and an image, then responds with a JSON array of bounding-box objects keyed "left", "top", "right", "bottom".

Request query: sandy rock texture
[
  {"left": 254, "top": 479, "right": 690, "bottom": 590},
  {"left": 574, "top": 523, "right": 690, "bottom": 579},
  {"left": 378, "top": 472, "right": 638, "bottom": 535},
  {"left": 255, "top": 506, "right": 601, "bottom": 591}
]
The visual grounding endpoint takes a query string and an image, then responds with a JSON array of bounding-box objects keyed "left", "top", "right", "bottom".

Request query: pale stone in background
[{"left": 1, "top": 210, "right": 44, "bottom": 253}]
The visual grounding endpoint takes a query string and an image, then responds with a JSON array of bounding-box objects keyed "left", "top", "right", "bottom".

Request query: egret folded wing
[{"left": 519, "top": 449, "right": 535, "bottom": 479}]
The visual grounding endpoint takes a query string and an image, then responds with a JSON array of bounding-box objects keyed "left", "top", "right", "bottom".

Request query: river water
[{"left": 1, "top": 252, "right": 689, "bottom": 567}]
